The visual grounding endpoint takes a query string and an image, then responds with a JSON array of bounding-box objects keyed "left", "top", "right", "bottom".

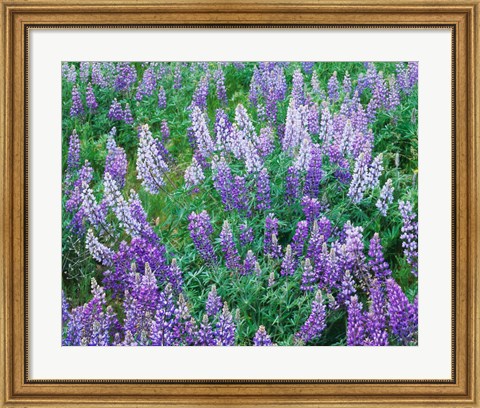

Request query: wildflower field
[{"left": 62, "top": 61, "right": 418, "bottom": 346}]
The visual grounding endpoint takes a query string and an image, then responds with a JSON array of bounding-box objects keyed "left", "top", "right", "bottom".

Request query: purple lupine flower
[
  {"left": 306, "top": 219, "right": 325, "bottom": 265},
  {"left": 256, "top": 168, "right": 271, "bottom": 211},
  {"left": 85, "top": 229, "right": 114, "bottom": 266},
  {"left": 90, "top": 62, "right": 107, "bottom": 87},
  {"left": 257, "top": 127, "right": 275, "bottom": 157},
  {"left": 105, "top": 132, "right": 127, "bottom": 189},
  {"left": 214, "top": 109, "right": 233, "bottom": 151},
  {"left": 300, "top": 258, "right": 316, "bottom": 291},
  {"left": 220, "top": 220, "right": 241, "bottom": 271},
  {"left": 85, "top": 83, "right": 98, "bottom": 111},
  {"left": 253, "top": 325, "right": 273, "bottom": 346},
  {"left": 243, "top": 139, "right": 263, "bottom": 174},
  {"left": 114, "top": 62, "right": 137, "bottom": 92},
  {"left": 348, "top": 151, "right": 371, "bottom": 203},
  {"left": 70, "top": 85, "right": 84, "bottom": 117},
  {"left": 188, "top": 210, "right": 217, "bottom": 264},
  {"left": 215, "top": 302, "right": 235, "bottom": 346},
  {"left": 342, "top": 71, "right": 352, "bottom": 95},
  {"left": 366, "top": 153, "right": 384, "bottom": 190},
  {"left": 161, "top": 119, "right": 170, "bottom": 141},
  {"left": 311, "top": 70, "right": 322, "bottom": 96},
  {"left": 108, "top": 99, "right": 124, "bottom": 121},
  {"left": 291, "top": 220, "right": 309, "bottom": 259},
  {"left": 319, "top": 102, "right": 334, "bottom": 145},
  {"left": 62, "top": 291, "right": 70, "bottom": 326},
  {"left": 376, "top": 179, "right": 394, "bottom": 216},
  {"left": 173, "top": 64, "right": 182, "bottom": 89},
  {"left": 62, "top": 63, "right": 77, "bottom": 83},
  {"left": 399, "top": 200, "right": 418, "bottom": 276},
  {"left": 231, "top": 175, "right": 249, "bottom": 214},
  {"left": 285, "top": 166, "right": 300, "bottom": 205},
  {"left": 295, "top": 290, "right": 326, "bottom": 344},
  {"left": 304, "top": 144, "right": 323, "bottom": 198},
  {"left": 301, "top": 196, "right": 321, "bottom": 226},
  {"left": 206, "top": 284, "right": 222, "bottom": 316},
  {"left": 136, "top": 66, "right": 157, "bottom": 100},
  {"left": 66, "top": 129, "right": 81, "bottom": 173},
  {"left": 407, "top": 62, "right": 418, "bottom": 90},
  {"left": 157, "top": 87, "right": 167, "bottom": 109},
  {"left": 123, "top": 103, "right": 134, "bottom": 125},
  {"left": 291, "top": 69, "right": 305, "bottom": 107},
  {"left": 344, "top": 222, "right": 367, "bottom": 280},
  {"left": 136, "top": 124, "right": 169, "bottom": 194},
  {"left": 386, "top": 278, "right": 417, "bottom": 345},
  {"left": 150, "top": 283, "right": 176, "bottom": 346},
  {"left": 302, "top": 62, "right": 315, "bottom": 75},
  {"left": 327, "top": 71, "right": 339, "bottom": 102},
  {"left": 267, "top": 272, "right": 275, "bottom": 287},
  {"left": 336, "top": 269, "right": 356, "bottom": 308},
  {"left": 65, "top": 160, "right": 93, "bottom": 213},
  {"left": 168, "top": 259, "right": 184, "bottom": 292},
  {"left": 283, "top": 100, "right": 308, "bottom": 154},
  {"left": 307, "top": 102, "right": 320, "bottom": 135},
  {"left": 171, "top": 293, "right": 198, "bottom": 345},
  {"left": 213, "top": 67, "right": 228, "bottom": 104},
  {"left": 386, "top": 76, "right": 400, "bottom": 111},
  {"left": 184, "top": 157, "right": 205, "bottom": 189},
  {"left": 80, "top": 182, "right": 108, "bottom": 229},
  {"left": 127, "top": 190, "right": 159, "bottom": 244},
  {"left": 191, "top": 75, "right": 209, "bottom": 110},
  {"left": 191, "top": 106, "right": 215, "bottom": 158},
  {"left": 294, "top": 137, "right": 313, "bottom": 173},
  {"left": 364, "top": 279, "right": 389, "bottom": 346},
  {"left": 242, "top": 250, "right": 257, "bottom": 275},
  {"left": 347, "top": 295, "right": 365, "bottom": 346},
  {"left": 280, "top": 245, "right": 296, "bottom": 276},
  {"left": 197, "top": 314, "right": 215, "bottom": 346},
  {"left": 212, "top": 156, "right": 234, "bottom": 210},
  {"left": 239, "top": 223, "right": 254, "bottom": 246},
  {"left": 368, "top": 233, "right": 392, "bottom": 281},
  {"left": 264, "top": 214, "right": 282, "bottom": 259}
]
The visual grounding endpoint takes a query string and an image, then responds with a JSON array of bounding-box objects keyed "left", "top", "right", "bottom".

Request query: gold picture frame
[{"left": 1, "top": 0, "right": 479, "bottom": 406}]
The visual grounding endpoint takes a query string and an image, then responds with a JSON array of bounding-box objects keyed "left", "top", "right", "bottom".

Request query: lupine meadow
[{"left": 62, "top": 61, "right": 418, "bottom": 347}]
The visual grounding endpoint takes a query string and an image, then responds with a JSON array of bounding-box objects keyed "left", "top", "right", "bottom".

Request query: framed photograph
[{"left": 1, "top": 0, "right": 479, "bottom": 406}]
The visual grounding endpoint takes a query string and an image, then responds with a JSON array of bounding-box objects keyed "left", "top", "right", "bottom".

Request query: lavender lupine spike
[
  {"left": 366, "top": 154, "right": 384, "bottom": 190},
  {"left": 220, "top": 220, "right": 241, "bottom": 271},
  {"left": 256, "top": 168, "right": 271, "bottom": 211},
  {"left": 304, "top": 144, "right": 323, "bottom": 198},
  {"left": 348, "top": 152, "right": 370, "bottom": 203},
  {"left": 319, "top": 102, "right": 334, "bottom": 145},
  {"left": 212, "top": 157, "right": 234, "bottom": 210},
  {"left": 344, "top": 222, "right": 367, "bottom": 280},
  {"left": 215, "top": 303, "right": 236, "bottom": 346},
  {"left": 136, "top": 66, "right": 157, "bottom": 100},
  {"left": 184, "top": 157, "right": 205, "bottom": 189},
  {"left": 123, "top": 103, "right": 134, "bottom": 125},
  {"left": 267, "top": 272, "right": 275, "bottom": 287},
  {"left": 136, "top": 124, "right": 169, "bottom": 194},
  {"left": 172, "top": 294, "right": 198, "bottom": 345},
  {"left": 285, "top": 166, "right": 300, "bottom": 205},
  {"left": 283, "top": 100, "right": 308, "bottom": 154},
  {"left": 347, "top": 295, "right": 365, "bottom": 346},
  {"left": 173, "top": 64, "right": 182, "bottom": 89},
  {"left": 158, "top": 87, "right": 167, "bottom": 109},
  {"left": 85, "top": 83, "right": 98, "bottom": 111},
  {"left": 301, "top": 196, "right": 321, "bottom": 226},
  {"left": 291, "top": 69, "right": 305, "bottom": 107},
  {"left": 213, "top": 67, "right": 228, "bottom": 104},
  {"left": 197, "top": 314, "right": 215, "bottom": 346},
  {"left": 242, "top": 250, "right": 257, "bottom": 275},
  {"left": 65, "top": 160, "right": 93, "bottom": 213},
  {"left": 239, "top": 223, "right": 254, "bottom": 246},
  {"left": 264, "top": 214, "right": 282, "bottom": 259},
  {"left": 300, "top": 258, "right": 316, "bottom": 291},
  {"left": 67, "top": 130, "right": 81, "bottom": 173},
  {"left": 206, "top": 285, "right": 223, "bottom": 316},
  {"left": 150, "top": 284, "right": 176, "bottom": 346},
  {"left": 191, "top": 75, "right": 209, "bottom": 110},
  {"left": 368, "top": 233, "right": 392, "bottom": 281},
  {"left": 161, "top": 120, "right": 170, "bottom": 141},
  {"left": 280, "top": 245, "right": 296, "bottom": 276},
  {"left": 307, "top": 102, "right": 320, "bottom": 135},
  {"left": 399, "top": 200, "right": 418, "bottom": 276},
  {"left": 105, "top": 134, "right": 127, "bottom": 189},
  {"left": 85, "top": 229, "right": 114, "bottom": 266},
  {"left": 291, "top": 220, "right": 309, "bottom": 259},
  {"left": 114, "top": 62, "right": 137, "bottom": 92},
  {"left": 307, "top": 220, "right": 325, "bottom": 266},
  {"left": 295, "top": 290, "right": 326, "bottom": 344},
  {"left": 364, "top": 280, "right": 389, "bottom": 346},
  {"left": 62, "top": 291, "right": 70, "bottom": 326},
  {"left": 253, "top": 325, "right": 273, "bottom": 346},
  {"left": 311, "top": 70, "right": 322, "bottom": 96},
  {"left": 62, "top": 63, "right": 77, "bottom": 83},
  {"left": 80, "top": 182, "right": 107, "bottom": 228},
  {"left": 342, "top": 71, "right": 352, "bottom": 95},
  {"left": 231, "top": 175, "right": 249, "bottom": 214},
  {"left": 327, "top": 72, "right": 339, "bottom": 102},
  {"left": 214, "top": 109, "right": 233, "bottom": 151},
  {"left": 376, "top": 179, "right": 394, "bottom": 216},
  {"left": 108, "top": 99, "right": 124, "bottom": 121},
  {"left": 294, "top": 137, "right": 313, "bottom": 173},
  {"left": 70, "top": 85, "right": 84, "bottom": 117},
  {"left": 386, "top": 278, "right": 418, "bottom": 345},
  {"left": 191, "top": 106, "right": 215, "bottom": 158},
  {"left": 188, "top": 211, "right": 217, "bottom": 264},
  {"left": 258, "top": 127, "right": 275, "bottom": 158}
]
